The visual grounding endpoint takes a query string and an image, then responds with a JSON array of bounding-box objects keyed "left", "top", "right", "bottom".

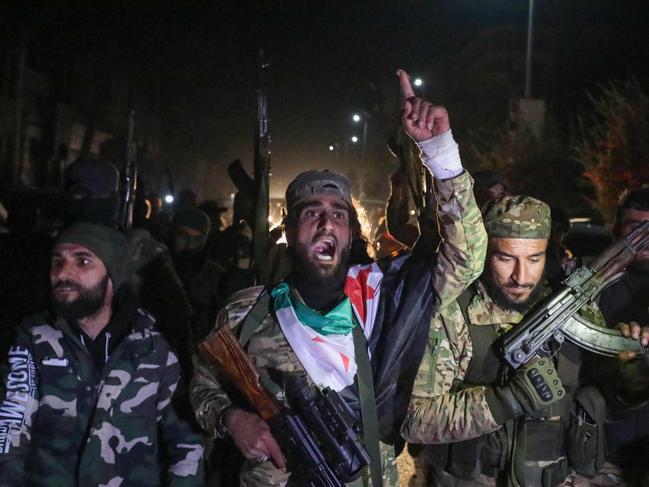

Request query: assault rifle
[
  {"left": 120, "top": 110, "right": 138, "bottom": 230},
  {"left": 199, "top": 326, "right": 370, "bottom": 487},
  {"left": 253, "top": 49, "right": 271, "bottom": 284},
  {"left": 500, "top": 220, "right": 649, "bottom": 369}
]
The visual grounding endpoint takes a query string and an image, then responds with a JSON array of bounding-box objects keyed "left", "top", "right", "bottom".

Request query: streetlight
[
  {"left": 352, "top": 113, "right": 368, "bottom": 161},
  {"left": 414, "top": 78, "right": 423, "bottom": 87},
  {"left": 328, "top": 145, "right": 335, "bottom": 151},
  {"left": 351, "top": 136, "right": 359, "bottom": 143},
  {"left": 164, "top": 194, "right": 174, "bottom": 204},
  {"left": 525, "top": 0, "right": 534, "bottom": 98}
]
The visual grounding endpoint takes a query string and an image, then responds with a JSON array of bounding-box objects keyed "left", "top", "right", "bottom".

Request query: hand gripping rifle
[
  {"left": 499, "top": 220, "right": 649, "bottom": 369},
  {"left": 199, "top": 326, "right": 370, "bottom": 486},
  {"left": 120, "top": 110, "right": 138, "bottom": 230}
]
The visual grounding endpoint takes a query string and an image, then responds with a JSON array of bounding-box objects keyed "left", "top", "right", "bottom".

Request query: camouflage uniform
[
  {"left": 191, "top": 170, "right": 487, "bottom": 486},
  {"left": 0, "top": 307, "right": 204, "bottom": 487},
  {"left": 402, "top": 196, "right": 621, "bottom": 487},
  {"left": 403, "top": 280, "right": 623, "bottom": 486}
]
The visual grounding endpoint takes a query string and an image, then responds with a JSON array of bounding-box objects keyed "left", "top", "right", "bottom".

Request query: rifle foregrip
[{"left": 199, "top": 327, "right": 280, "bottom": 420}]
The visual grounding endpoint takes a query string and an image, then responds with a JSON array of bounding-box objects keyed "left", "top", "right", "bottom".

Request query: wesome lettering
[{"left": 0, "top": 346, "right": 36, "bottom": 454}]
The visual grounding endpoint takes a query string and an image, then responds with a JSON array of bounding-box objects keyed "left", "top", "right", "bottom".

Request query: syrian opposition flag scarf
[{"left": 271, "top": 262, "right": 383, "bottom": 392}]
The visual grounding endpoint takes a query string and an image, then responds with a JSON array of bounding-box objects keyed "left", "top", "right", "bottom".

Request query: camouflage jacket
[
  {"left": 191, "top": 171, "right": 486, "bottom": 486},
  {"left": 0, "top": 307, "right": 204, "bottom": 487},
  {"left": 402, "top": 280, "right": 610, "bottom": 446},
  {"left": 402, "top": 280, "right": 612, "bottom": 487},
  {"left": 403, "top": 280, "right": 599, "bottom": 443}
]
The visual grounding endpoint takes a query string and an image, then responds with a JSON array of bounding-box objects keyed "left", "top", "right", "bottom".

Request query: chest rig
[{"left": 424, "top": 285, "right": 582, "bottom": 487}]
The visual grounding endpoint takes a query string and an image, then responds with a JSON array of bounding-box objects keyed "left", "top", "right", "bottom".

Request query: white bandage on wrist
[{"left": 417, "top": 130, "right": 463, "bottom": 180}]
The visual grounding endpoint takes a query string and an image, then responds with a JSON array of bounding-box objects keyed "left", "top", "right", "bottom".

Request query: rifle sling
[
  {"left": 238, "top": 291, "right": 271, "bottom": 345},
  {"left": 238, "top": 291, "right": 382, "bottom": 486},
  {"left": 352, "top": 323, "right": 383, "bottom": 487}
]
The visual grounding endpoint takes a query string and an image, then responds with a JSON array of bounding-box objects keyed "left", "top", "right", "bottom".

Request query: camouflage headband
[{"left": 482, "top": 195, "right": 551, "bottom": 239}]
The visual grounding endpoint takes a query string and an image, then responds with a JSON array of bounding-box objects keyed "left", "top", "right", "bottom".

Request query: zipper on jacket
[{"left": 104, "top": 332, "right": 111, "bottom": 365}]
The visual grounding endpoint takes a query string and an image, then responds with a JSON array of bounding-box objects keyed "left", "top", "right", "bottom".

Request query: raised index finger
[{"left": 397, "top": 68, "right": 415, "bottom": 106}]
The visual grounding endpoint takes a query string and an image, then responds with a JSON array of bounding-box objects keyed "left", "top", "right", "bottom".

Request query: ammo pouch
[
  {"left": 423, "top": 427, "right": 509, "bottom": 481},
  {"left": 566, "top": 386, "right": 607, "bottom": 477},
  {"left": 512, "top": 419, "right": 568, "bottom": 487},
  {"left": 424, "top": 439, "right": 485, "bottom": 481}
]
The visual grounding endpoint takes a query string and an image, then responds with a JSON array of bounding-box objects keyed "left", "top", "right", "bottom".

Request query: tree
[
  {"left": 462, "top": 118, "right": 593, "bottom": 217},
  {"left": 575, "top": 79, "right": 649, "bottom": 222}
]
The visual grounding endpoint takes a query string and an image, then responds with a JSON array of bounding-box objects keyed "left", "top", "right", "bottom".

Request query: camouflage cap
[
  {"left": 285, "top": 170, "right": 352, "bottom": 213},
  {"left": 482, "top": 195, "right": 551, "bottom": 239}
]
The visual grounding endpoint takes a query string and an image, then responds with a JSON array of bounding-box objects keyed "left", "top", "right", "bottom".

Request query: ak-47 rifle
[
  {"left": 253, "top": 49, "right": 271, "bottom": 284},
  {"left": 199, "top": 326, "right": 370, "bottom": 487},
  {"left": 120, "top": 110, "right": 138, "bottom": 230},
  {"left": 499, "top": 220, "right": 649, "bottom": 369}
]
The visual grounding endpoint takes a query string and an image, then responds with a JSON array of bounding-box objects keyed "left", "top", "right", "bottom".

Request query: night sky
[{"left": 4, "top": 1, "right": 649, "bottom": 199}]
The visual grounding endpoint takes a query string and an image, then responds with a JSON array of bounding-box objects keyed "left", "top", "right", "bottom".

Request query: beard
[
  {"left": 52, "top": 274, "right": 109, "bottom": 322},
  {"left": 289, "top": 241, "right": 350, "bottom": 312},
  {"left": 480, "top": 270, "right": 546, "bottom": 314}
]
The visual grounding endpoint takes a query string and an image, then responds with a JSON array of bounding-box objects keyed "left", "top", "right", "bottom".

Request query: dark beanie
[
  {"left": 56, "top": 222, "right": 128, "bottom": 290},
  {"left": 172, "top": 208, "right": 211, "bottom": 235},
  {"left": 64, "top": 159, "right": 120, "bottom": 195}
]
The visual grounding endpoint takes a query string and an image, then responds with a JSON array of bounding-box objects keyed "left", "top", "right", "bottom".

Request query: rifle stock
[
  {"left": 199, "top": 326, "right": 348, "bottom": 487},
  {"left": 199, "top": 326, "right": 280, "bottom": 421}
]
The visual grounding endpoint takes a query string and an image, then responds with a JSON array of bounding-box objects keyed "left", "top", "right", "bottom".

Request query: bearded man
[
  {"left": 402, "top": 195, "right": 649, "bottom": 487},
  {"left": 0, "top": 222, "right": 203, "bottom": 487},
  {"left": 190, "top": 70, "right": 488, "bottom": 486}
]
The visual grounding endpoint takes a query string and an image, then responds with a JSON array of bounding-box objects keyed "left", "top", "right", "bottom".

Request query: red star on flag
[
  {"left": 340, "top": 352, "right": 350, "bottom": 372},
  {"left": 345, "top": 267, "right": 377, "bottom": 325}
]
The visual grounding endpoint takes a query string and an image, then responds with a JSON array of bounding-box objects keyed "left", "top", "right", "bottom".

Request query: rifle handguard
[{"left": 500, "top": 221, "right": 649, "bottom": 368}]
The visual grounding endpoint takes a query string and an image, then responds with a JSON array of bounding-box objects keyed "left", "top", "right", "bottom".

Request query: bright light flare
[
  {"left": 414, "top": 78, "right": 423, "bottom": 87},
  {"left": 329, "top": 145, "right": 335, "bottom": 151},
  {"left": 164, "top": 194, "right": 174, "bottom": 204},
  {"left": 351, "top": 136, "right": 359, "bottom": 143},
  {"left": 352, "top": 114, "right": 361, "bottom": 122},
  {"left": 352, "top": 198, "right": 375, "bottom": 259}
]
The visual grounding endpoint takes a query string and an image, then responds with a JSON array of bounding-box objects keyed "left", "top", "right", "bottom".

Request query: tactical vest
[{"left": 424, "top": 286, "right": 583, "bottom": 487}]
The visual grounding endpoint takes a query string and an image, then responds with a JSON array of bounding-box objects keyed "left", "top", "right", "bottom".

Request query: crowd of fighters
[{"left": 0, "top": 70, "right": 648, "bottom": 487}]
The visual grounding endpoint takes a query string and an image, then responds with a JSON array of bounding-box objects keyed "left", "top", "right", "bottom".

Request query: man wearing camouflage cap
[
  {"left": 402, "top": 195, "right": 632, "bottom": 486},
  {"left": 191, "top": 70, "right": 488, "bottom": 486},
  {"left": 0, "top": 222, "right": 203, "bottom": 486}
]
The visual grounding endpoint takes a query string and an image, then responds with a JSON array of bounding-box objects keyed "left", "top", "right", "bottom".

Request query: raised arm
[
  {"left": 401, "top": 306, "right": 500, "bottom": 443},
  {"left": 398, "top": 69, "right": 487, "bottom": 312}
]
